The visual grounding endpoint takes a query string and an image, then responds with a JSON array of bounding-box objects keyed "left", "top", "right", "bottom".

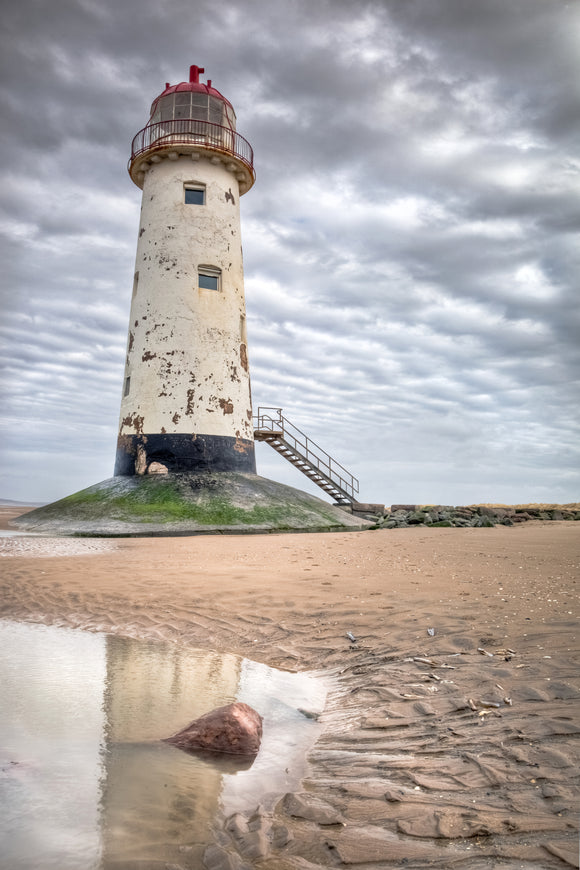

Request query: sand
[{"left": 1, "top": 506, "right": 579, "bottom": 868}]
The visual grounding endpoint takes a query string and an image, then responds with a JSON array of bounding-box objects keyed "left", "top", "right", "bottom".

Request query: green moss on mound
[
  {"left": 44, "top": 478, "right": 311, "bottom": 525},
  {"left": 14, "top": 472, "right": 362, "bottom": 535}
]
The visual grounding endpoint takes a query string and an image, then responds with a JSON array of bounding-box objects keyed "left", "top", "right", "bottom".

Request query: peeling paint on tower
[{"left": 219, "top": 398, "right": 234, "bottom": 415}]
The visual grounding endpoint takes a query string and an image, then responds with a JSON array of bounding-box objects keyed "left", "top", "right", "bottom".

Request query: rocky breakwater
[{"left": 371, "top": 504, "right": 580, "bottom": 529}]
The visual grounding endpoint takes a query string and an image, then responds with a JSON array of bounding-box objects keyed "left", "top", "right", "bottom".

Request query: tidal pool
[{"left": 0, "top": 620, "right": 328, "bottom": 869}]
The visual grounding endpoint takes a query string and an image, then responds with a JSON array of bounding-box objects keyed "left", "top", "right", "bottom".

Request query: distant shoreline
[{"left": 0, "top": 499, "right": 45, "bottom": 507}]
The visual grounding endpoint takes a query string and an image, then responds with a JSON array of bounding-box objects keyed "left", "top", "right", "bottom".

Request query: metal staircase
[{"left": 253, "top": 407, "right": 359, "bottom": 506}]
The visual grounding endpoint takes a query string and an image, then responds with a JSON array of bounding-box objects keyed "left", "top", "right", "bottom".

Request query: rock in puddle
[{"left": 164, "top": 702, "right": 263, "bottom": 757}]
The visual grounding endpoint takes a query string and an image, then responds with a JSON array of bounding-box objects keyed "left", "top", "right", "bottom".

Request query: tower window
[
  {"left": 124, "top": 376, "right": 131, "bottom": 397},
  {"left": 198, "top": 266, "right": 221, "bottom": 291},
  {"left": 185, "top": 185, "right": 205, "bottom": 205}
]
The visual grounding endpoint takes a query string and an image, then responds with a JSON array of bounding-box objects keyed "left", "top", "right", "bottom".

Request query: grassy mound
[{"left": 12, "top": 472, "right": 369, "bottom": 536}]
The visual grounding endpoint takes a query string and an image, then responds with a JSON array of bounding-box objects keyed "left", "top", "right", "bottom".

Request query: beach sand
[{"left": 1, "top": 506, "right": 579, "bottom": 868}]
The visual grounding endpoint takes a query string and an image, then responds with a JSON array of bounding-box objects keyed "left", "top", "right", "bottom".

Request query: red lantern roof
[{"left": 150, "top": 65, "right": 235, "bottom": 117}]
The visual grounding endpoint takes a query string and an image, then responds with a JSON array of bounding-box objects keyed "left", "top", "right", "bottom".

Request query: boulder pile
[{"left": 371, "top": 505, "right": 580, "bottom": 529}]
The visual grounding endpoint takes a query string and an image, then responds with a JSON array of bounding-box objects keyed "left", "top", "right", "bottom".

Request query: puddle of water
[{"left": 0, "top": 620, "right": 328, "bottom": 869}]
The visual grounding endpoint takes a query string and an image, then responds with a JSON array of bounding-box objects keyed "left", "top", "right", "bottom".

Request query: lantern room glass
[{"left": 150, "top": 93, "right": 236, "bottom": 131}]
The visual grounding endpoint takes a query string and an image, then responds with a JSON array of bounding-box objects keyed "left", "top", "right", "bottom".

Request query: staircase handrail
[{"left": 253, "top": 407, "right": 359, "bottom": 499}]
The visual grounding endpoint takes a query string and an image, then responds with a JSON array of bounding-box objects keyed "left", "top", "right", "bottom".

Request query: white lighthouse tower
[{"left": 115, "top": 65, "right": 256, "bottom": 477}]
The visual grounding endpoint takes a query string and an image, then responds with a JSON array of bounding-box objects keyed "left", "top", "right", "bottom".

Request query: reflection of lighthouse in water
[
  {"left": 115, "top": 65, "right": 257, "bottom": 479},
  {"left": 100, "top": 635, "right": 242, "bottom": 866}
]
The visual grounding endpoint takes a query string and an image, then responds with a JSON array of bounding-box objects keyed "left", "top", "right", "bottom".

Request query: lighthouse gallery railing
[{"left": 130, "top": 119, "right": 254, "bottom": 172}]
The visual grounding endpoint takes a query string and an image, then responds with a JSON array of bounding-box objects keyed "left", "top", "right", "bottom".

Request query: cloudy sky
[{"left": 1, "top": 0, "right": 579, "bottom": 506}]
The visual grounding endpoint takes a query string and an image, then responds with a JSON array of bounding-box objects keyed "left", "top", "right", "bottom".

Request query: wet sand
[{"left": 1, "top": 506, "right": 579, "bottom": 868}]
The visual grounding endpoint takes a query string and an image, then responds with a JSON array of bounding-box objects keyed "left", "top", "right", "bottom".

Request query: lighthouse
[
  {"left": 13, "top": 65, "right": 371, "bottom": 535},
  {"left": 114, "top": 65, "right": 256, "bottom": 477}
]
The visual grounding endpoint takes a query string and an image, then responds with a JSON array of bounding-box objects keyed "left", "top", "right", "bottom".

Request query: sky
[{"left": 1, "top": 0, "right": 579, "bottom": 507}]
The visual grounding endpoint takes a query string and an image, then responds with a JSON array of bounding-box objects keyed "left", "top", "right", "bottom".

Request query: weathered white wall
[{"left": 118, "top": 155, "right": 253, "bottom": 443}]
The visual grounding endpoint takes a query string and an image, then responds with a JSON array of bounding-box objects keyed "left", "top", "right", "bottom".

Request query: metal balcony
[{"left": 129, "top": 118, "right": 255, "bottom": 183}]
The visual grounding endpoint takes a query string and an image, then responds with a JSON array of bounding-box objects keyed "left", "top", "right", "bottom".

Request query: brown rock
[
  {"left": 147, "top": 461, "right": 169, "bottom": 474},
  {"left": 164, "top": 701, "right": 263, "bottom": 757}
]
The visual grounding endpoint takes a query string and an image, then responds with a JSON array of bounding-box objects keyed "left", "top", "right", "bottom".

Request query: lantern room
[
  {"left": 128, "top": 64, "right": 254, "bottom": 193},
  {"left": 149, "top": 65, "right": 237, "bottom": 131}
]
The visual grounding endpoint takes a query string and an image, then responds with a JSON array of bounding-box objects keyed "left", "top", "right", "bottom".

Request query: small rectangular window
[
  {"left": 199, "top": 273, "right": 219, "bottom": 290},
  {"left": 124, "top": 376, "right": 131, "bottom": 397},
  {"left": 198, "top": 266, "right": 221, "bottom": 291},
  {"left": 185, "top": 186, "right": 205, "bottom": 205}
]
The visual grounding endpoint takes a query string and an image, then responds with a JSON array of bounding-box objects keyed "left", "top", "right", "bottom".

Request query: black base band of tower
[{"left": 114, "top": 433, "right": 256, "bottom": 476}]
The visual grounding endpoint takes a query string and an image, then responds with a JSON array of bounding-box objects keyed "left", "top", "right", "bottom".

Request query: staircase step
[{"left": 257, "top": 427, "right": 356, "bottom": 506}]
